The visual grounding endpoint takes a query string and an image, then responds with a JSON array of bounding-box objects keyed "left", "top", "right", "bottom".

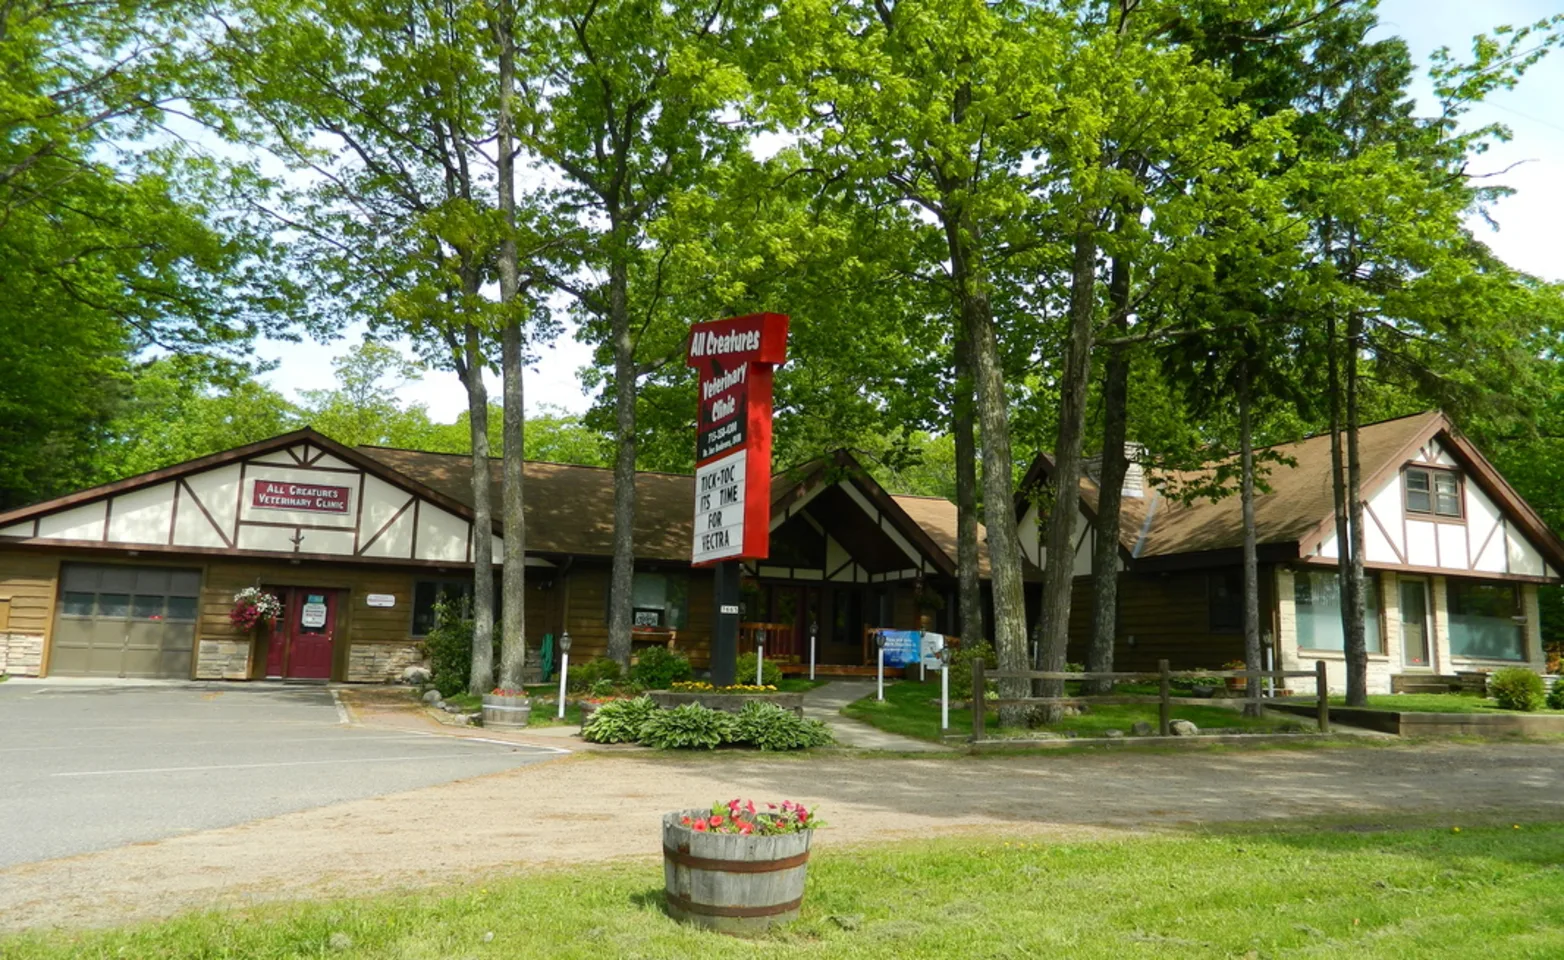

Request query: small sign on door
[{"left": 301, "top": 595, "right": 328, "bottom": 629}]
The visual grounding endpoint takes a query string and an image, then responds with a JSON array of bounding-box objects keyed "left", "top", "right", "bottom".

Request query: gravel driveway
[{"left": 3, "top": 736, "right": 1562, "bottom": 932}]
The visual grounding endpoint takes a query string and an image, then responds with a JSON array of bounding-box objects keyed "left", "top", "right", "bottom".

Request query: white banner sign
[{"left": 693, "top": 449, "right": 746, "bottom": 564}]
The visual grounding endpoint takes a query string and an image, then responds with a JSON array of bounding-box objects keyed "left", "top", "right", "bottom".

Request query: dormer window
[{"left": 1405, "top": 466, "right": 1462, "bottom": 519}]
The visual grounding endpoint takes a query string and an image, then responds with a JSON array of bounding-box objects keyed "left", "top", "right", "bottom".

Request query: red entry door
[{"left": 263, "top": 588, "right": 339, "bottom": 680}]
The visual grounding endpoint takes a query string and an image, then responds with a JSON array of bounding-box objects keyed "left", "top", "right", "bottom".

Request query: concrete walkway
[{"left": 802, "top": 680, "right": 953, "bottom": 752}]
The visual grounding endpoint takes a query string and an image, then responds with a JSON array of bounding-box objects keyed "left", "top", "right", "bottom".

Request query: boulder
[
  {"left": 1130, "top": 721, "right": 1154, "bottom": 736},
  {"left": 421, "top": 689, "right": 442, "bottom": 704},
  {"left": 1103, "top": 729, "right": 1125, "bottom": 739},
  {"left": 400, "top": 665, "right": 432, "bottom": 685},
  {"left": 1169, "top": 719, "right": 1199, "bottom": 737}
]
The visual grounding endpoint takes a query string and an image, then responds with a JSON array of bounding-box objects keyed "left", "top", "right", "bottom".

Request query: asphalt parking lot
[{"left": 0, "top": 681, "right": 559, "bottom": 868}]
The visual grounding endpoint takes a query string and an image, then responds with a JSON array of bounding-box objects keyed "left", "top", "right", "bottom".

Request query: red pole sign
[{"left": 685, "top": 313, "right": 789, "bottom": 565}]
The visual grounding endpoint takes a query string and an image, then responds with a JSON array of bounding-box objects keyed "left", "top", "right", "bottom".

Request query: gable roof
[{"left": 1017, "top": 411, "right": 1564, "bottom": 575}]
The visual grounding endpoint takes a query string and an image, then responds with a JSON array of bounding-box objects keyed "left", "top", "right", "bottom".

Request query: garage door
[{"left": 51, "top": 564, "right": 201, "bottom": 678}]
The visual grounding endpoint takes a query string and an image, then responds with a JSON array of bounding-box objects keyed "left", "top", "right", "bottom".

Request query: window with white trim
[{"left": 1405, "top": 467, "right": 1462, "bottom": 519}]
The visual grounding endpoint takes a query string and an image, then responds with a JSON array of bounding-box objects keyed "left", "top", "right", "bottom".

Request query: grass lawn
[
  {"left": 431, "top": 690, "right": 584, "bottom": 726},
  {"left": 843, "top": 680, "right": 1298, "bottom": 741},
  {"left": 7, "top": 824, "right": 1564, "bottom": 958},
  {"left": 1330, "top": 693, "right": 1564, "bottom": 715}
]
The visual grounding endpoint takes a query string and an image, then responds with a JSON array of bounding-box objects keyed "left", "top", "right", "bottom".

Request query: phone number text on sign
[{"left": 693, "top": 450, "right": 746, "bottom": 564}]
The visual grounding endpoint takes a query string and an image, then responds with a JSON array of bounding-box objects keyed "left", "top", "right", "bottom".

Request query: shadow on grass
[{"left": 628, "top": 887, "right": 667, "bottom": 913}]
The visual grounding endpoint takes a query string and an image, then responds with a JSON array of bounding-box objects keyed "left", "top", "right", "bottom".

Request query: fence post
[
  {"left": 1315, "top": 660, "right": 1330, "bottom": 733},
  {"left": 971, "top": 659, "right": 986, "bottom": 742},
  {"left": 1158, "top": 659, "right": 1171, "bottom": 737}
]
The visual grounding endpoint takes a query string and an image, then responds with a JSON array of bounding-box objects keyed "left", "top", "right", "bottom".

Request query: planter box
[
  {"left": 661, "top": 810, "right": 813, "bottom": 935},
  {"left": 480, "top": 693, "right": 531, "bottom": 729},
  {"left": 649, "top": 690, "right": 804, "bottom": 716}
]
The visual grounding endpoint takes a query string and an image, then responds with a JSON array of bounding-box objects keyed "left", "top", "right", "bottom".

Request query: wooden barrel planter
[
  {"left": 661, "top": 810, "right": 813, "bottom": 935},
  {"left": 480, "top": 693, "right": 531, "bottom": 729}
]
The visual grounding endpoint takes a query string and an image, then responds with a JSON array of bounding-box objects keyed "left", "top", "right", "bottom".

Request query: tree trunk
[
  {"left": 943, "top": 212, "right": 1028, "bottom": 726},
  {"left": 1327, "top": 314, "right": 1351, "bottom": 704},
  {"left": 953, "top": 329, "right": 985, "bottom": 647},
  {"left": 605, "top": 244, "right": 636, "bottom": 670},
  {"left": 1036, "top": 223, "right": 1097, "bottom": 719},
  {"left": 463, "top": 322, "right": 495, "bottom": 696},
  {"left": 1343, "top": 312, "right": 1368, "bottom": 705},
  {"left": 1239, "top": 356, "right": 1262, "bottom": 713},
  {"left": 1088, "top": 248, "right": 1131, "bottom": 696},
  {"left": 494, "top": 5, "right": 526, "bottom": 690}
]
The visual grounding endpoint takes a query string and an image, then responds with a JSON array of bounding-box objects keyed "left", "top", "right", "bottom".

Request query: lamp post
[
  {"left": 556, "top": 631, "right": 572, "bottom": 720},
  {"left": 808, "top": 619, "right": 818, "bottom": 681},
  {"left": 936, "top": 644, "right": 952, "bottom": 731},
  {"left": 874, "top": 630, "right": 887, "bottom": 701},
  {"left": 755, "top": 628, "right": 766, "bottom": 686}
]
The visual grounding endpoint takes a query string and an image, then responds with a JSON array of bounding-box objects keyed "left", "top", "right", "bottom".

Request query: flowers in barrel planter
[
  {"left": 490, "top": 687, "right": 527, "bottom": 697},
  {"left": 229, "top": 587, "right": 283, "bottom": 631},
  {"left": 679, "top": 799, "right": 823, "bottom": 835}
]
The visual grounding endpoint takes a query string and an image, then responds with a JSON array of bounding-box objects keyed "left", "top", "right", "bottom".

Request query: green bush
[
  {"left": 638, "top": 702, "right": 734, "bottom": 749},
  {"left": 629, "top": 647, "right": 693, "bottom": 690},
  {"left": 1489, "top": 667, "right": 1545, "bottom": 711},
  {"left": 422, "top": 597, "right": 476, "bottom": 697},
  {"left": 949, "top": 641, "right": 997, "bottom": 699},
  {"left": 567, "top": 656, "right": 623, "bottom": 693},
  {"left": 736, "top": 651, "right": 783, "bottom": 687},
  {"left": 1547, "top": 679, "right": 1564, "bottom": 711},
  {"left": 732, "top": 701, "right": 833, "bottom": 751},
  {"left": 580, "top": 696, "right": 658, "bottom": 744}
]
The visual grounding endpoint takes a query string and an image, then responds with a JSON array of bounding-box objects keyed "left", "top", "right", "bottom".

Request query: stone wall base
[
  {"left": 347, "top": 642, "right": 424, "bottom": 683},
  {"left": 196, "top": 639, "right": 252, "bottom": 680},
  {"left": 0, "top": 633, "right": 44, "bottom": 676}
]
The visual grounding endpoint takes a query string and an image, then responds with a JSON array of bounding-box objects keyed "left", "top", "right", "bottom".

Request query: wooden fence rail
[{"left": 970, "top": 659, "right": 1331, "bottom": 741}]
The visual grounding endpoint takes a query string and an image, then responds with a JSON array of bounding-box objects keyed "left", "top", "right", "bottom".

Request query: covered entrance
[
  {"left": 50, "top": 564, "right": 201, "bottom": 678},
  {"left": 263, "top": 587, "right": 341, "bottom": 680}
]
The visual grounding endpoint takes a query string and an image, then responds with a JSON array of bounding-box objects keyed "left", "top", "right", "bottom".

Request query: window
[
  {"left": 623, "top": 571, "right": 689, "bottom": 629},
  {"left": 1294, "top": 570, "right": 1382, "bottom": 653},
  {"left": 1447, "top": 581, "right": 1526, "bottom": 661},
  {"left": 411, "top": 580, "right": 472, "bottom": 636},
  {"left": 1207, "top": 570, "right": 1243, "bottom": 633},
  {"left": 1405, "top": 467, "right": 1462, "bottom": 518}
]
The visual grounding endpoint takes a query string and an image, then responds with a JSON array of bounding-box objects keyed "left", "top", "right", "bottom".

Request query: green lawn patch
[
  {"left": 7, "top": 824, "right": 1564, "bottom": 958},
  {"left": 1332, "top": 694, "right": 1564, "bottom": 715},
  {"left": 844, "top": 680, "right": 1296, "bottom": 741}
]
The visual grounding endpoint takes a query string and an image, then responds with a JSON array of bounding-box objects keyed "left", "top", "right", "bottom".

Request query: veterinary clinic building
[{"left": 0, "top": 432, "right": 984, "bottom": 682}]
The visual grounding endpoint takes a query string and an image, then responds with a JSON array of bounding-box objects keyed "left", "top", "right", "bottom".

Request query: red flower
[
  {"left": 738, "top": 822, "right": 753, "bottom": 835},
  {"left": 709, "top": 816, "right": 724, "bottom": 828},
  {"left": 692, "top": 820, "right": 708, "bottom": 832}
]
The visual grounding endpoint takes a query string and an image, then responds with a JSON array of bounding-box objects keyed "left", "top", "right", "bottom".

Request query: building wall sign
[
  {"left": 252, "top": 480, "right": 351, "bottom": 514},
  {"left": 686, "top": 313, "right": 789, "bottom": 566}
]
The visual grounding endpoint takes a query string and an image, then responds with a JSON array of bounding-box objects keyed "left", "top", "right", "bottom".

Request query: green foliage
[
  {"left": 636, "top": 703, "right": 733, "bottom": 750},
  {"left": 735, "top": 652, "right": 782, "bottom": 688},
  {"left": 731, "top": 701, "right": 833, "bottom": 751},
  {"left": 1546, "top": 680, "right": 1564, "bottom": 712},
  {"left": 629, "top": 647, "right": 693, "bottom": 691},
  {"left": 567, "top": 657, "right": 623, "bottom": 693},
  {"left": 1488, "top": 668, "right": 1545, "bottom": 712},
  {"left": 580, "top": 696, "right": 658, "bottom": 744},
  {"left": 949, "top": 642, "right": 998, "bottom": 699},
  {"left": 422, "top": 598, "right": 476, "bottom": 698}
]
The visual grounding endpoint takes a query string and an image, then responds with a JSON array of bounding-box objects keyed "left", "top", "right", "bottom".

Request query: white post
[
  {"left": 557, "top": 653, "right": 569, "bottom": 719},
  {"left": 809, "top": 631, "right": 816, "bottom": 681},
  {"left": 919, "top": 635, "right": 927, "bottom": 683},
  {"left": 941, "top": 661, "right": 949, "bottom": 730},
  {"left": 877, "top": 646, "right": 885, "bottom": 701},
  {"left": 756, "top": 641, "right": 764, "bottom": 686}
]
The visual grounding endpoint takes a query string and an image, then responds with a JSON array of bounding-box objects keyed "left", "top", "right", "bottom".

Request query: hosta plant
[
  {"left": 580, "top": 696, "right": 657, "bottom": 744},
  {"left": 638, "top": 702, "right": 733, "bottom": 750},
  {"left": 732, "top": 701, "right": 833, "bottom": 750}
]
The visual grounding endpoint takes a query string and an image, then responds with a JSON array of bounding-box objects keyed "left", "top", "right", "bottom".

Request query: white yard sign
[{"left": 693, "top": 450, "right": 746, "bottom": 564}]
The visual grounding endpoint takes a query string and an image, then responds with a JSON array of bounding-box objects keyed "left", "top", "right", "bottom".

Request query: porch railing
[{"left": 739, "top": 622, "right": 797, "bottom": 660}]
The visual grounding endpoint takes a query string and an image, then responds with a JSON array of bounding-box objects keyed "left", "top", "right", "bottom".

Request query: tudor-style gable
[{"left": 0, "top": 430, "right": 515, "bottom": 569}]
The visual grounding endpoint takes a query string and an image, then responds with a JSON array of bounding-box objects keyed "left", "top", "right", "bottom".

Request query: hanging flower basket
[{"left": 230, "top": 587, "right": 283, "bottom": 632}]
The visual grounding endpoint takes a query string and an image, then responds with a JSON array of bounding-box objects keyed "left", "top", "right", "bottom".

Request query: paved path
[
  {"left": 0, "top": 682, "right": 560, "bottom": 868},
  {"left": 802, "top": 680, "right": 952, "bottom": 752}
]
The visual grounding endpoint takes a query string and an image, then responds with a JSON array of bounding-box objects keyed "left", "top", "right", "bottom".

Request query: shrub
[
  {"left": 423, "top": 597, "right": 476, "bottom": 697},
  {"left": 630, "top": 647, "right": 693, "bottom": 690},
  {"left": 732, "top": 701, "right": 834, "bottom": 751},
  {"left": 949, "top": 641, "right": 997, "bottom": 698},
  {"left": 1547, "top": 678, "right": 1564, "bottom": 711},
  {"left": 736, "top": 651, "right": 783, "bottom": 687},
  {"left": 1490, "top": 668, "right": 1545, "bottom": 711},
  {"left": 638, "top": 702, "right": 734, "bottom": 749},
  {"left": 580, "top": 696, "right": 658, "bottom": 744},
  {"left": 567, "top": 656, "right": 623, "bottom": 693}
]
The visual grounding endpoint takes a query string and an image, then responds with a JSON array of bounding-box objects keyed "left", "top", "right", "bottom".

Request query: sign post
[
  {"left": 685, "top": 313, "right": 789, "bottom": 688},
  {"left": 874, "top": 630, "right": 887, "bottom": 701}
]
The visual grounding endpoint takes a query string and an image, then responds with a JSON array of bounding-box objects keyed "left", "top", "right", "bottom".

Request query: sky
[{"left": 253, "top": 0, "right": 1564, "bottom": 424}]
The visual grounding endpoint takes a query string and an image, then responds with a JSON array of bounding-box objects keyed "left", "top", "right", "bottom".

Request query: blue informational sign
[{"left": 878, "top": 630, "right": 921, "bottom": 668}]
